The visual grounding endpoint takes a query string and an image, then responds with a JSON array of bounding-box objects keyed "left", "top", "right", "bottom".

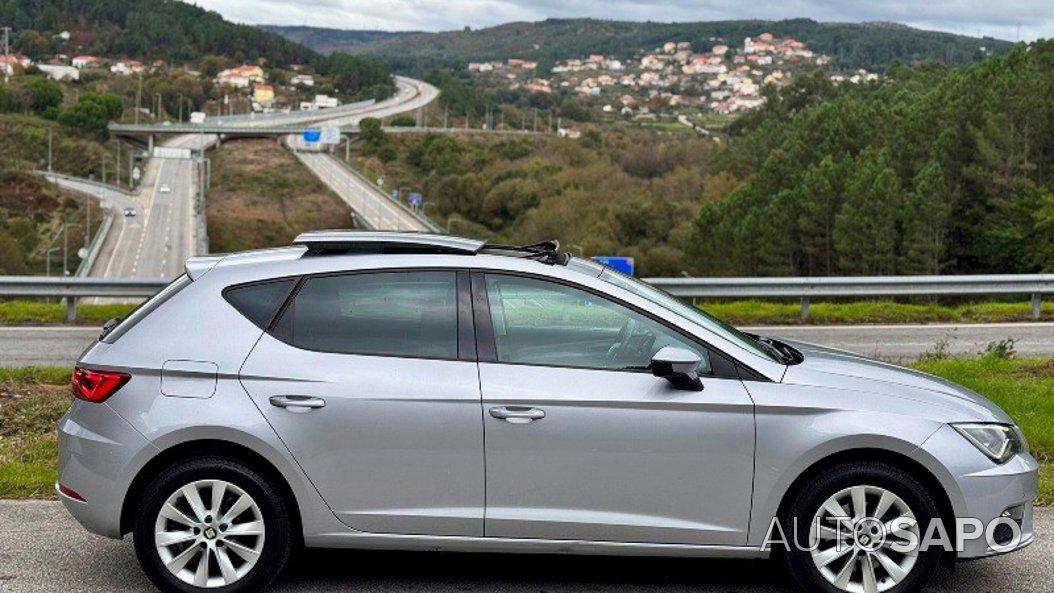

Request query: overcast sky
[{"left": 193, "top": 0, "right": 1053, "bottom": 42}]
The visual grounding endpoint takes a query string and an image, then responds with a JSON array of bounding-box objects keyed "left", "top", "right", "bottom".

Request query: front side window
[
  {"left": 484, "top": 274, "right": 708, "bottom": 372},
  {"left": 281, "top": 271, "right": 458, "bottom": 359},
  {"left": 597, "top": 267, "right": 780, "bottom": 362}
]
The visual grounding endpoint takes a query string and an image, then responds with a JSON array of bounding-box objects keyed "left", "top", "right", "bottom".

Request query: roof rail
[{"left": 293, "top": 230, "right": 485, "bottom": 255}]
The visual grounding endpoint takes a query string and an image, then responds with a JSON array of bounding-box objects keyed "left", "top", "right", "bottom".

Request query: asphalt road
[
  {"left": 0, "top": 501, "right": 1049, "bottom": 593},
  {"left": 1, "top": 322, "right": 1050, "bottom": 368},
  {"left": 294, "top": 151, "right": 430, "bottom": 231}
]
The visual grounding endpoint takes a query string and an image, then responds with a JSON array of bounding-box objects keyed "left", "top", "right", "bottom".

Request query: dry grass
[{"left": 207, "top": 139, "right": 354, "bottom": 253}]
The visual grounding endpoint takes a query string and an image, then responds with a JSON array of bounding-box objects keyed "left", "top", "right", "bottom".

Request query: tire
[
  {"left": 133, "top": 457, "right": 293, "bottom": 593},
  {"left": 780, "top": 462, "right": 943, "bottom": 593}
]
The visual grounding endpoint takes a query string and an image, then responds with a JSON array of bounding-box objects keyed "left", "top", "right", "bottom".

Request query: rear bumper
[{"left": 57, "top": 401, "right": 155, "bottom": 539}]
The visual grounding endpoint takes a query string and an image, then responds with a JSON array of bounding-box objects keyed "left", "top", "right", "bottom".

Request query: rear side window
[
  {"left": 276, "top": 271, "right": 458, "bottom": 359},
  {"left": 101, "top": 274, "right": 192, "bottom": 343},
  {"left": 224, "top": 279, "right": 296, "bottom": 329}
]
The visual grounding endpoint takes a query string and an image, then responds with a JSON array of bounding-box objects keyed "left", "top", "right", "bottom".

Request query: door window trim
[
  {"left": 470, "top": 270, "right": 765, "bottom": 381},
  {"left": 265, "top": 267, "right": 477, "bottom": 363}
]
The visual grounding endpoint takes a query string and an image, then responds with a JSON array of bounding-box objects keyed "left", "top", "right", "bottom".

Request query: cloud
[{"left": 191, "top": 0, "right": 1053, "bottom": 41}]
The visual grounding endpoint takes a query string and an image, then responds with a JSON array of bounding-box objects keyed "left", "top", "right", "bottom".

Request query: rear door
[
  {"left": 239, "top": 270, "right": 485, "bottom": 536},
  {"left": 475, "top": 272, "right": 756, "bottom": 545}
]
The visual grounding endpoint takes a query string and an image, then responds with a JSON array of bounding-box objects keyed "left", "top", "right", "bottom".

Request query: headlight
[{"left": 952, "top": 423, "right": 1027, "bottom": 464}]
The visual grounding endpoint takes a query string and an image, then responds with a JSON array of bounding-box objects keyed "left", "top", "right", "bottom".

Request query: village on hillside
[
  {"left": 1, "top": 34, "right": 342, "bottom": 117},
  {"left": 468, "top": 33, "right": 879, "bottom": 119}
]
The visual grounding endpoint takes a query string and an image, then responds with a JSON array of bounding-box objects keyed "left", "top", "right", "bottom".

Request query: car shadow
[{"left": 279, "top": 549, "right": 791, "bottom": 592}]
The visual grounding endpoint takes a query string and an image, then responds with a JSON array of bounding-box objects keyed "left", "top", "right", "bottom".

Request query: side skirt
[{"left": 304, "top": 532, "right": 770, "bottom": 559}]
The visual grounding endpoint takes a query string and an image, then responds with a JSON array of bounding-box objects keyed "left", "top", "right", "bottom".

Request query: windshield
[{"left": 597, "top": 268, "right": 782, "bottom": 363}]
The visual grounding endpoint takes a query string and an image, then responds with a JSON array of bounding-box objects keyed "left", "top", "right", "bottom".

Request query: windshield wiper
[{"left": 751, "top": 335, "right": 802, "bottom": 365}]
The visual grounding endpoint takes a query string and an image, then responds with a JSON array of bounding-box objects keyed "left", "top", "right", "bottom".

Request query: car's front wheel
[
  {"left": 781, "top": 461, "right": 944, "bottom": 593},
  {"left": 133, "top": 457, "right": 293, "bottom": 593}
]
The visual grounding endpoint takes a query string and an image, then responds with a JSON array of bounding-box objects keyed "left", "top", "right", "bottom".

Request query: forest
[
  {"left": 691, "top": 40, "right": 1054, "bottom": 276},
  {"left": 2, "top": 0, "right": 394, "bottom": 97},
  {"left": 281, "top": 18, "right": 1013, "bottom": 74}
]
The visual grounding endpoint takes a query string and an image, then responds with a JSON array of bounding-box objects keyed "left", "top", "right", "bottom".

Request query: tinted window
[
  {"left": 285, "top": 271, "right": 458, "bottom": 359},
  {"left": 224, "top": 279, "right": 296, "bottom": 329},
  {"left": 484, "top": 275, "right": 708, "bottom": 372}
]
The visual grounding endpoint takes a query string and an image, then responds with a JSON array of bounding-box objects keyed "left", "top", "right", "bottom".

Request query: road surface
[
  {"left": 0, "top": 501, "right": 1049, "bottom": 593},
  {"left": 285, "top": 76, "right": 439, "bottom": 231},
  {"left": 2, "top": 322, "right": 1050, "bottom": 368},
  {"left": 293, "top": 151, "right": 431, "bottom": 231},
  {"left": 757, "top": 321, "right": 1054, "bottom": 361}
]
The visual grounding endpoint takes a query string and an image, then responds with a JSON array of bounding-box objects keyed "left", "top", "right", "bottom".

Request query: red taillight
[{"left": 71, "top": 367, "right": 130, "bottom": 403}]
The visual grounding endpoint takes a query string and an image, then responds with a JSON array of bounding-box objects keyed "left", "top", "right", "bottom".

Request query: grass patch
[
  {"left": 0, "top": 367, "right": 71, "bottom": 385},
  {"left": 208, "top": 139, "right": 355, "bottom": 253},
  {"left": 0, "top": 301, "right": 136, "bottom": 325},
  {"left": 0, "top": 375, "right": 70, "bottom": 498},
  {"left": 703, "top": 300, "right": 1054, "bottom": 325}
]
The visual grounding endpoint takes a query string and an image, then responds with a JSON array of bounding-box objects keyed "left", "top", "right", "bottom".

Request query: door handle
[
  {"left": 489, "top": 406, "right": 545, "bottom": 424},
  {"left": 269, "top": 395, "right": 326, "bottom": 411}
]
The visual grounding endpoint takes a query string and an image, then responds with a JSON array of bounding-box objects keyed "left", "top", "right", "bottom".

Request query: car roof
[{"left": 184, "top": 231, "right": 604, "bottom": 281}]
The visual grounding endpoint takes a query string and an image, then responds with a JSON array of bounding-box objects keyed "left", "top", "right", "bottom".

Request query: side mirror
[{"left": 650, "top": 346, "right": 704, "bottom": 391}]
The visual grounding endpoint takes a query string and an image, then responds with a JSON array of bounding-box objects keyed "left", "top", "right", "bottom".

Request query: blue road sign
[
  {"left": 303, "top": 129, "right": 321, "bottom": 143},
  {"left": 593, "top": 256, "right": 635, "bottom": 276},
  {"left": 408, "top": 193, "right": 423, "bottom": 208},
  {"left": 391, "top": 189, "right": 399, "bottom": 201}
]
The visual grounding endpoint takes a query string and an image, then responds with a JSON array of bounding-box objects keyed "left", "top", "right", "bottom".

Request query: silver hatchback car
[{"left": 59, "top": 231, "right": 1037, "bottom": 593}]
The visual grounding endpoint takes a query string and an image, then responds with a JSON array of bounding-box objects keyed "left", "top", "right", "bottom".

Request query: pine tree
[{"left": 833, "top": 149, "right": 902, "bottom": 275}]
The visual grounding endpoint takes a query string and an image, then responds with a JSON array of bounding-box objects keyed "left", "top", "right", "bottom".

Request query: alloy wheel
[
  {"left": 154, "top": 479, "right": 266, "bottom": 588},
  {"left": 809, "top": 485, "right": 921, "bottom": 593}
]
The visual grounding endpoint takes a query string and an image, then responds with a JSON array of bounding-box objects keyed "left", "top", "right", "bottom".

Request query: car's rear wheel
[
  {"left": 133, "top": 457, "right": 292, "bottom": 593},
  {"left": 780, "top": 462, "right": 943, "bottom": 593}
]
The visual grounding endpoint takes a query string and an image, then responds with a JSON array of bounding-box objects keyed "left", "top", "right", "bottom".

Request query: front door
[
  {"left": 475, "top": 273, "right": 755, "bottom": 545},
  {"left": 240, "top": 270, "right": 485, "bottom": 536}
]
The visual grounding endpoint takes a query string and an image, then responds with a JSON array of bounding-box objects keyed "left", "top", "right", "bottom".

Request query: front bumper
[
  {"left": 922, "top": 424, "right": 1039, "bottom": 559},
  {"left": 57, "top": 400, "right": 155, "bottom": 538}
]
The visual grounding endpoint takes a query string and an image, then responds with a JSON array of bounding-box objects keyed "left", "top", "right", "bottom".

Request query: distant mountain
[
  {"left": 259, "top": 26, "right": 416, "bottom": 54},
  {"left": 271, "top": 18, "right": 1015, "bottom": 72}
]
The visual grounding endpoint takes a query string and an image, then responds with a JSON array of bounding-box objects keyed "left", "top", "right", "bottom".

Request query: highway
[
  {"left": 0, "top": 500, "right": 1050, "bottom": 593},
  {"left": 3, "top": 322, "right": 1051, "bottom": 368},
  {"left": 285, "top": 76, "right": 439, "bottom": 231},
  {"left": 76, "top": 75, "right": 439, "bottom": 281},
  {"left": 293, "top": 151, "right": 431, "bottom": 231}
]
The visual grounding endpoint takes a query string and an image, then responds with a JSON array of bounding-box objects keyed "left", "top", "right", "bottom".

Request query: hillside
[
  {"left": 2, "top": 0, "right": 318, "bottom": 67},
  {"left": 283, "top": 18, "right": 1013, "bottom": 72},
  {"left": 259, "top": 26, "right": 415, "bottom": 54}
]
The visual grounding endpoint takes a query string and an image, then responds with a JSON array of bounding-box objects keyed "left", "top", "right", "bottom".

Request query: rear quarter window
[
  {"left": 101, "top": 274, "right": 192, "bottom": 343},
  {"left": 223, "top": 279, "right": 297, "bottom": 329}
]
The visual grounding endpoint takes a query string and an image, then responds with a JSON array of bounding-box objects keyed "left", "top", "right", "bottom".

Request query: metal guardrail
[
  {"left": 645, "top": 274, "right": 1054, "bottom": 319},
  {"left": 0, "top": 277, "right": 169, "bottom": 321},
  {"left": 2, "top": 274, "right": 1051, "bottom": 322}
]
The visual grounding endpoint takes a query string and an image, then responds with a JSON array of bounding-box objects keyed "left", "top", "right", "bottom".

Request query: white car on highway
[{"left": 159, "top": 184, "right": 172, "bottom": 193}]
